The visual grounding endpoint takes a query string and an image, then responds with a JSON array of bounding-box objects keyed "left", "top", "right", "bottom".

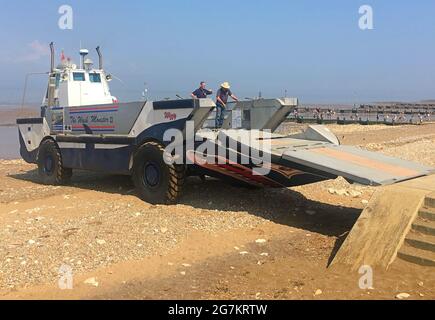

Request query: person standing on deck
[
  {"left": 215, "top": 82, "right": 238, "bottom": 128},
  {"left": 191, "top": 81, "right": 213, "bottom": 99}
]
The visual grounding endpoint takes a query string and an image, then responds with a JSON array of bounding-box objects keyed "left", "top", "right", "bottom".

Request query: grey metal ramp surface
[
  {"left": 282, "top": 145, "right": 435, "bottom": 186},
  {"left": 207, "top": 130, "right": 434, "bottom": 186},
  {"left": 221, "top": 130, "right": 330, "bottom": 158}
]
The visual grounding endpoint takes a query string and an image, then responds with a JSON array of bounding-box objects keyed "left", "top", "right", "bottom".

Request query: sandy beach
[{"left": 0, "top": 122, "right": 434, "bottom": 299}]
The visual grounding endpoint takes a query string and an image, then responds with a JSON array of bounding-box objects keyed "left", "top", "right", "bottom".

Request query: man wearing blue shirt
[{"left": 191, "top": 81, "right": 213, "bottom": 99}]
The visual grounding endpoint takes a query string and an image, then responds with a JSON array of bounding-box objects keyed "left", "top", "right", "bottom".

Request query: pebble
[
  {"left": 349, "top": 190, "right": 362, "bottom": 198},
  {"left": 361, "top": 200, "right": 369, "bottom": 205},
  {"left": 328, "top": 188, "right": 362, "bottom": 198},
  {"left": 328, "top": 188, "right": 348, "bottom": 196},
  {"left": 96, "top": 239, "right": 106, "bottom": 245},
  {"left": 395, "top": 293, "right": 410, "bottom": 300},
  {"left": 314, "top": 289, "right": 323, "bottom": 296},
  {"left": 255, "top": 239, "right": 267, "bottom": 244},
  {"left": 84, "top": 277, "right": 99, "bottom": 287},
  {"left": 335, "top": 189, "right": 348, "bottom": 196},
  {"left": 239, "top": 251, "right": 249, "bottom": 255}
]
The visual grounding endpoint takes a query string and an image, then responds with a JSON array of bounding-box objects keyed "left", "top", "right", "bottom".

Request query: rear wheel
[
  {"left": 37, "top": 139, "right": 72, "bottom": 185},
  {"left": 132, "top": 142, "right": 185, "bottom": 204}
]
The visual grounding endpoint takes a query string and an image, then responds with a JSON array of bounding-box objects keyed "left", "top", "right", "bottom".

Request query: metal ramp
[
  {"left": 282, "top": 144, "right": 434, "bottom": 186},
  {"left": 221, "top": 130, "right": 434, "bottom": 186}
]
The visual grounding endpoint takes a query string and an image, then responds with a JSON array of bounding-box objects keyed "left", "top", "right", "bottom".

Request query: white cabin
[{"left": 44, "top": 48, "right": 116, "bottom": 108}]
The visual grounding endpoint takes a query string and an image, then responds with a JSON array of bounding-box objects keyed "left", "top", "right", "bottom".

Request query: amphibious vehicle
[{"left": 17, "top": 43, "right": 434, "bottom": 204}]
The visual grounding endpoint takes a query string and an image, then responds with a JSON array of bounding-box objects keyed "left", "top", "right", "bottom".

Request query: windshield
[
  {"left": 73, "top": 72, "right": 85, "bottom": 81},
  {"left": 89, "top": 73, "right": 101, "bottom": 83}
]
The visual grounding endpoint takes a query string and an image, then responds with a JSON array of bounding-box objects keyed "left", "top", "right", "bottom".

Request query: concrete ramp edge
[{"left": 331, "top": 175, "right": 435, "bottom": 270}]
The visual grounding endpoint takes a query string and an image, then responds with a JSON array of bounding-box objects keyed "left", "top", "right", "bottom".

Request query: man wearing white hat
[{"left": 215, "top": 82, "right": 238, "bottom": 128}]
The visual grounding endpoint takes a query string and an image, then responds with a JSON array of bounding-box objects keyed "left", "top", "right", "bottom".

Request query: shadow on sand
[{"left": 10, "top": 169, "right": 361, "bottom": 266}]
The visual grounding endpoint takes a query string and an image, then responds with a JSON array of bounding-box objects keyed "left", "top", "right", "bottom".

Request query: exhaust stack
[
  {"left": 49, "top": 42, "right": 54, "bottom": 73},
  {"left": 96, "top": 46, "right": 103, "bottom": 70}
]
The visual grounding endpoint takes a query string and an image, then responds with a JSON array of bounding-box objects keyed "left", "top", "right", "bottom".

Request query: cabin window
[
  {"left": 73, "top": 72, "right": 85, "bottom": 81},
  {"left": 89, "top": 73, "right": 101, "bottom": 83}
]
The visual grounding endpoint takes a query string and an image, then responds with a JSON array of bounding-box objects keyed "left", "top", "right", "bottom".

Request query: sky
[{"left": 0, "top": 0, "right": 434, "bottom": 105}]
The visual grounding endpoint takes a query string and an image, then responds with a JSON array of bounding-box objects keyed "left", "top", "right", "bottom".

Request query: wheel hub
[
  {"left": 143, "top": 162, "right": 160, "bottom": 187},
  {"left": 44, "top": 155, "right": 54, "bottom": 174}
]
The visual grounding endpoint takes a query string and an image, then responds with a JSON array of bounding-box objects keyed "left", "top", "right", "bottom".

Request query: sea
[{"left": 0, "top": 126, "right": 20, "bottom": 159}]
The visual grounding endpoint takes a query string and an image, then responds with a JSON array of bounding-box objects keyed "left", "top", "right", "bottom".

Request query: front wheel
[
  {"left": 37, "top": 139, "right": 72, "bottom": 185},
  {"left": 132, "top": 142, "right": 185, "bottom": 204}
]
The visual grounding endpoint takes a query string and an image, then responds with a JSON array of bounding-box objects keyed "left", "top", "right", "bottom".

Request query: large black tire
[
  {"left": 132, "top": 141, "right": 185, "bottom": 204},
  {"left": 37, "top": 139, "right": 72, "bottom": 185}
]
